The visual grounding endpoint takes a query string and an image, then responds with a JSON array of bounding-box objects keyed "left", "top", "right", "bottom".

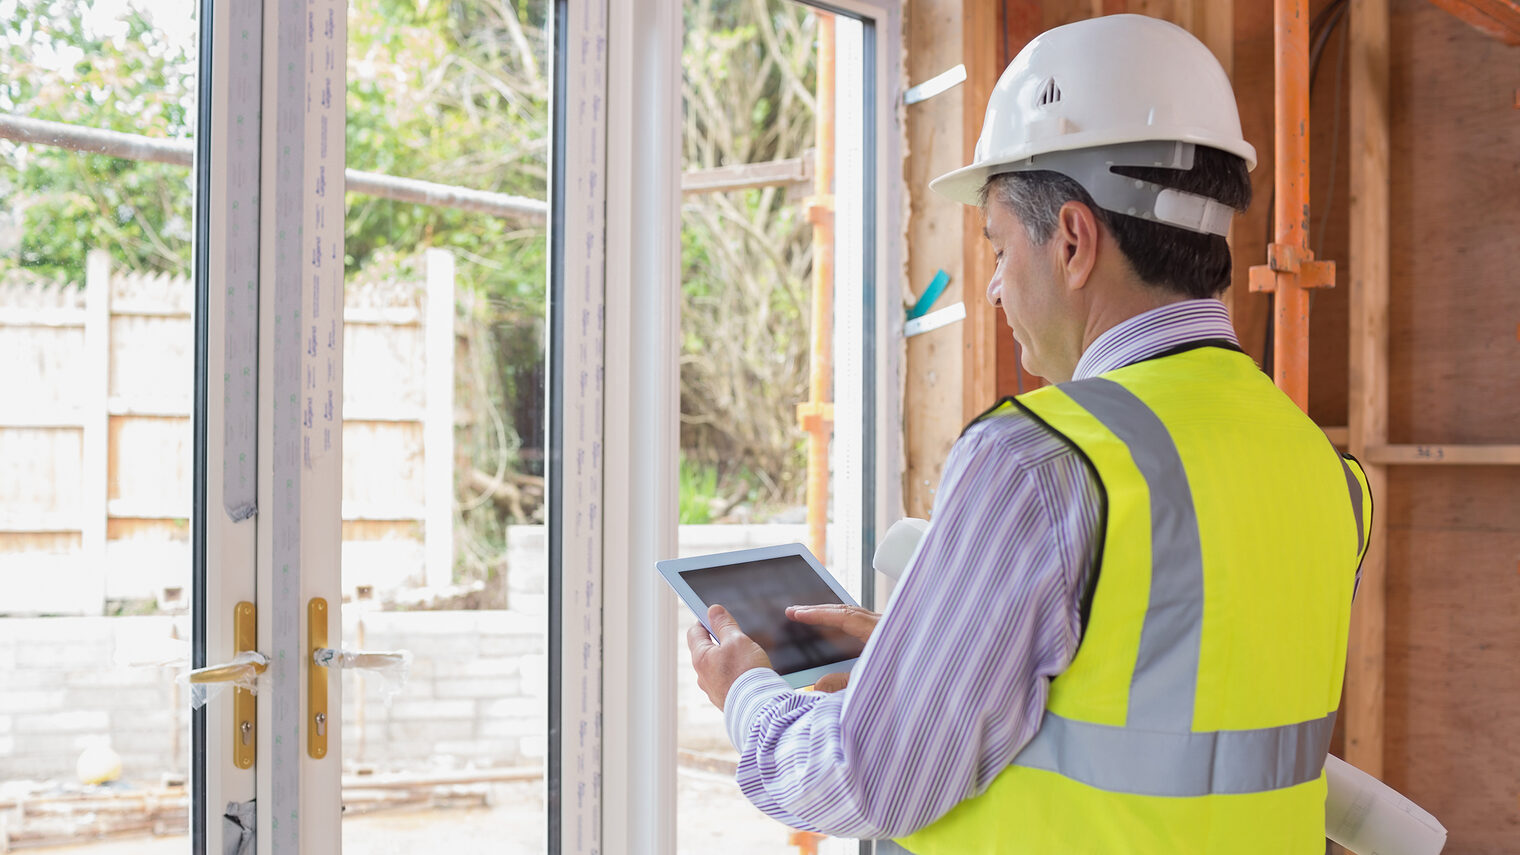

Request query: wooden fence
[{"left": 0, "top": 249, "right": 456, "bottom": 614}]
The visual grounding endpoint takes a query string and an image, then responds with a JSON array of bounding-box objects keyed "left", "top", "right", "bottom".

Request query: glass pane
[
  {"left": 677, "top": 2, "right": 871, "bottom": 852},
  {"left": 339, "top": 1, "right": 550, "bottom": 852},
  {"left": 0, "top": 0, "right": 198, "bottom": 850}
]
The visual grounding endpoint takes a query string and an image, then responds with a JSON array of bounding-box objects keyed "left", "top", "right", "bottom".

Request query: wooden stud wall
[
  {"left": 902, "top": 0, "right": 1000, "bottom": 518},
  {"left": 908, "top": 0, "right": 1518, "bottom": 849},
  {"left": 1379, "top": 2, "right": 1519, "bottom": 848}
]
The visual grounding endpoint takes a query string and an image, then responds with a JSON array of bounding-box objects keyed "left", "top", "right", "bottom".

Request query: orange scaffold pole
[
  {"left": 791, "top": 12, "right": 835, "bottom": 855},
  {"left": 798, "top": 12, "right": 836, "bottom": 565},
  {"left": 1250, "top": 0, "right": 1336, "bottom": 411}
]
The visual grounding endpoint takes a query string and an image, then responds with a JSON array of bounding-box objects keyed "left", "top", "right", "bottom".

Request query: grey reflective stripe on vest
[
  {"left": 1063, "top": 378, "right": 1203, "bottom": 729},
  {"left": 1013, "top": 710, "right": 1338, "bottom": 797},
  {"left": 1341, "top": 457, "right": 1365, "bottom": 556},
  {"left": 1011, "top": 377, "right": 1334, "bottom": 797}
]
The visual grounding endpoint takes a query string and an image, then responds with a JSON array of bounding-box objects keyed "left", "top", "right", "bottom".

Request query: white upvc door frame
[
  {"left": 599, "top": 0, "right": 684, "bottom": 851},
  {"left": 587, "top": 1, "right": 905, "bottom": 853},
  {"left": 551, "top": 0, "right": 618, "bottom": 853},
  {"left": 193, "top": 0, "right": 263, "bottom": 849},
  {"left": 252, "top": 0, "right": 346, "bottom": 851}
]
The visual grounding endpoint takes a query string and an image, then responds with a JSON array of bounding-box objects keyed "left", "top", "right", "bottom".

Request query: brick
[
  {"left": 83, "top": 665, "right": 169, "bottom": 688},
  {"left": 431, "top": 656, "right": 520, "bottom": 679},
  {"left": 518, "top": 655, "right": 547, "bottom": 686},
  {"left": 480, "top": 717, "right": 545, "bottom": 740},
  {"left": 2, "top": 669, "right": 67, "bottom": 690},
  {"left": 111, "top": 728, "right": 179, "bottom": 757},
  {"left": 0, "top": 689, "right": 65, "bottom": 713},
  {"left": 65, "top": 686, "right": 168, "bottom": 710},
  {"left": 519, "top": 734, "right": 546, "bottom": 759},
  {"left": 15, "top": 640, "right": 109, "bottom": 669},
  {"left": 478, "top": 633, "right": 544, "bottom": 657},
  {"left": 381, "top": 717, "right": 475, "bottom": 747},
  {"left": 385, "top": 699, "right": 475, "bottom": 722},
  {"left": 480, "top": 697, "right": 544, "bottom": 721},
  {"left": 506, "top": 593, "right": 547, "bottom": 616},
  {"left": 16, "top": 710, "right": 110, "bottom": 733},
  {"left": 434, "top": 676, "right": 516, "bottom": 700},
  {"left": 433, "top": 739, "right": 518, "bottom": 762}
]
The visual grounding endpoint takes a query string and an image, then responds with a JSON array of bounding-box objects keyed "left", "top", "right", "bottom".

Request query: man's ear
[{"left": 1054, "top": 200, "right": 1100, "bottom": 292}]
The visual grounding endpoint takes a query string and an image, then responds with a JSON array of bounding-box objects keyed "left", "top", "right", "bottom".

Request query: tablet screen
[{"left": 683, "top": 555, "right": 866, "bottom": 674}]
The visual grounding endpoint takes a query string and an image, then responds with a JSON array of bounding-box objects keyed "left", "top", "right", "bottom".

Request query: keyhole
[
  {"left": 240, "top": 720, "right": 253, "bottom": 745},
  {"left": 315, "top": 712, "right": 327, "bottom": 736}
]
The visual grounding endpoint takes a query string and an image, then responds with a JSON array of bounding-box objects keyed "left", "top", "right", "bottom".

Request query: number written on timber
[{"left": 1415, "top": 445, "right": 1445, "bottom": 460}]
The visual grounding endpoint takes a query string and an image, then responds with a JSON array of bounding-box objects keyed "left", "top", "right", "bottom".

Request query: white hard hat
[{"left": 932, "top": 14, "right": 1256, "bottom": 234}]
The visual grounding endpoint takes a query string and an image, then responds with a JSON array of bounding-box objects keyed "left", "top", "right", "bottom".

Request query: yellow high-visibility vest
[{"left": 898, "top": 344, "right": 1371, "bottom": 855}]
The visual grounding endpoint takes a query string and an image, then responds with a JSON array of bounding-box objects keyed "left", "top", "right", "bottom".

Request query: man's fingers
[
  {"left": 813, "top": 672, "right": 850, "bottom": 693},
  {"left": 786, "top": 603, "right": 857, "bottom": 625},
  {"left": 707, "top": 604, "right": 745, "bottom": 642},
  {"left": 786, "top": 604, "right": 880, "bottom": 642},
  {"left": 686, "top": 620, "right": 716, "bottom": 657}
]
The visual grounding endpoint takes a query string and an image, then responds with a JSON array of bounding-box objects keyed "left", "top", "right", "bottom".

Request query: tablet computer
[{"left": 658, "top": 542, "right": 865, "bottom": 689}]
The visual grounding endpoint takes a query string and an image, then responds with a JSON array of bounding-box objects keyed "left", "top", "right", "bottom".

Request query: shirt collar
[{"left": 1072, "top": 299, "right": 1240, "bottom": 381}]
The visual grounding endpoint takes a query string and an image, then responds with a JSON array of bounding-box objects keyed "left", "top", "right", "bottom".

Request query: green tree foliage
[
  {"left": 1, "top": 0, "right": 819, "bottom": 538},
  {"left": 0, "top": 0, "right": 196, "bottom": 280},
  {"left": 346, "top": 0, "right": 548, "bottom": 316},
  {"left": 679, "top": 0, "right": 817, "bottom": 511}
]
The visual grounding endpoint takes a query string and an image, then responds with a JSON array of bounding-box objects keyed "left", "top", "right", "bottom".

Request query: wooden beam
[
  {"left": 1364, "top": 444, "right": 1520, "bottom": 466},
  {"left": 679, "top": 152, "right": 813, "bottom": 195},
  {"left": 995, "top": 0, "right": 1048, "bottom": 399},
  {"left": 962, "top": 0, "right": 1001, "bottom": 421},
  {"left": 1346, "top": 0, "right": 1390, "bottom": 780},
  {"left": 904, "top": 0, "right": 974, "bottom": 519},
  {"left": 1423, "top": 0, "right": 1520, "bottom": 44}
]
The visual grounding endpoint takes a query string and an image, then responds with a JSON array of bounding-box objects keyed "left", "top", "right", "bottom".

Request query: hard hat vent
[{"left": 1036, "top": 78, "right": 1062, "bottom": 108}]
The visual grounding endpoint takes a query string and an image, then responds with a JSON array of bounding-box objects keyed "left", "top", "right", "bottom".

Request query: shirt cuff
[{"left": 724, "top": 667, "right": 792, "bottom": 752}]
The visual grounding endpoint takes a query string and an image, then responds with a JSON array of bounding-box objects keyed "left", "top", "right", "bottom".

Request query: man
[{"left": 688, "top": 14, "right": 1371, "bottom": 853}]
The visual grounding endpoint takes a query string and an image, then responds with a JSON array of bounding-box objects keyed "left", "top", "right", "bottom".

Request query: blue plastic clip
[{"left": 908, "top": 269, "right": 950, "bottom": 321}]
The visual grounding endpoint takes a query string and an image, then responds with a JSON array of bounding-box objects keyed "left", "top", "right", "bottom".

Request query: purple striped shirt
[{"left": 721, "top": 299, "right": 1242, "bottom": 838}]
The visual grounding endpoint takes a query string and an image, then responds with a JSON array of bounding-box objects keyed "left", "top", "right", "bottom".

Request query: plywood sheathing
[
  {"left": 1423, "top": 0, "right": 1520, "bottom": 43},
  {"left": 1386, "top": 469, "right": 1520, "bottom": 850},
  {"left": 903, "top": 0, "right": 999, "bottom": 518},
  {"left": 1381, "top": 2, "right": 1520, "bottom": 848}
]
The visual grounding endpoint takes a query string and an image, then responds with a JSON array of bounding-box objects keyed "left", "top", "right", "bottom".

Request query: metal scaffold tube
[
  {"left": 798, "top": 13, "right": 837, "bottom": 566},
  {"left": 1250, "top": 0, "right": 1338, "bottom": 410}
]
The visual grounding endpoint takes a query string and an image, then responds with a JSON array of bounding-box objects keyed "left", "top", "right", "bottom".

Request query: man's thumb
[{"left": 707, "top": 604, "right": 743, "bottom": 641}]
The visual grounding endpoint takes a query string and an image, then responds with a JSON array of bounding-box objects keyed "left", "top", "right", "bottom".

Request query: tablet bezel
[{"left": 658, "top": 542, "right": 861, "bottom": 689}]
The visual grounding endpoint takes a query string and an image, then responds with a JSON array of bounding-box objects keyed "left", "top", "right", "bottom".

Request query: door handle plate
[
  {"left": 233, "top": 601, "right": 257, "bottom": 770},
  {"left": 309, "top": 597, "right": 329, "bottom": 759}
]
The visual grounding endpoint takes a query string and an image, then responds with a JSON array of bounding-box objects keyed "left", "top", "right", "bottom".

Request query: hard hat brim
[
  {"left": 929, "top": 162, "right": 998, "bottom": 207},
  {"left": 930, "top": 133, "right": 1258, "bottom": 208}
]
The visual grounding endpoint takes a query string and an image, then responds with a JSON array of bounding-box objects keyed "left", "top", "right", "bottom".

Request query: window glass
[
  {"left": 0, "top": 0, "right": 198, "bottom": 850},
  {"left": 338, "top": 1, "right": 552, "bottom": 850},
  {"left": 676, "top": 2, "right": 872, "bottom": 852}
]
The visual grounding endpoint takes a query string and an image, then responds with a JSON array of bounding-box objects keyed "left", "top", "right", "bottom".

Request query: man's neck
[{"left": 1080, "top": 283, "right": 1189, "bottom": 356}]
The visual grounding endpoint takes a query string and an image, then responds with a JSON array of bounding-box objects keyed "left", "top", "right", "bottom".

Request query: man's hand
[
  {"left": 785, "top": 604, "right": 882, "bottom": 693},
  {"left": 687, "top": 604, "right": 772, "bottom": 711},
  {"left": 786, "top": 603, "right": 881, "bottom": 642}
]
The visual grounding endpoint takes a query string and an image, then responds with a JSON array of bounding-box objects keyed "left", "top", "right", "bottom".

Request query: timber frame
[{"left": 903, "top": 1, "right": 1519, "bottom": 849}]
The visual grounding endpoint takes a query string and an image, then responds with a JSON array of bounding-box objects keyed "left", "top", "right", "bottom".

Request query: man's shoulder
[{"left": 958, "top": 399, "right": 1080, "bottom": 471}]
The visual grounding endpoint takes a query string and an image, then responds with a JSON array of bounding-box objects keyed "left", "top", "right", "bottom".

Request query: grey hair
[{"left": 976, "top": 147, "right": 1252, "bottom": 300}]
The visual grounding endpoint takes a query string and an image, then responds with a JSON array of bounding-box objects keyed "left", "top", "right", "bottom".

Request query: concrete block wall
[
  {"left": 340, "top": 609, "right": 547, "bottom": 770},
  {"left": 0, "top": 615, "right": 190, "bottom": 782},
  {"left": 0, "top": 524, "right": 814, "bottom": 782}
]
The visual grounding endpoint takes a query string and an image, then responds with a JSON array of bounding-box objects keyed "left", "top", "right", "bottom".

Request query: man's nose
[{"left": 986, "top": 276, "right": 1001, "bottom": 308}]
